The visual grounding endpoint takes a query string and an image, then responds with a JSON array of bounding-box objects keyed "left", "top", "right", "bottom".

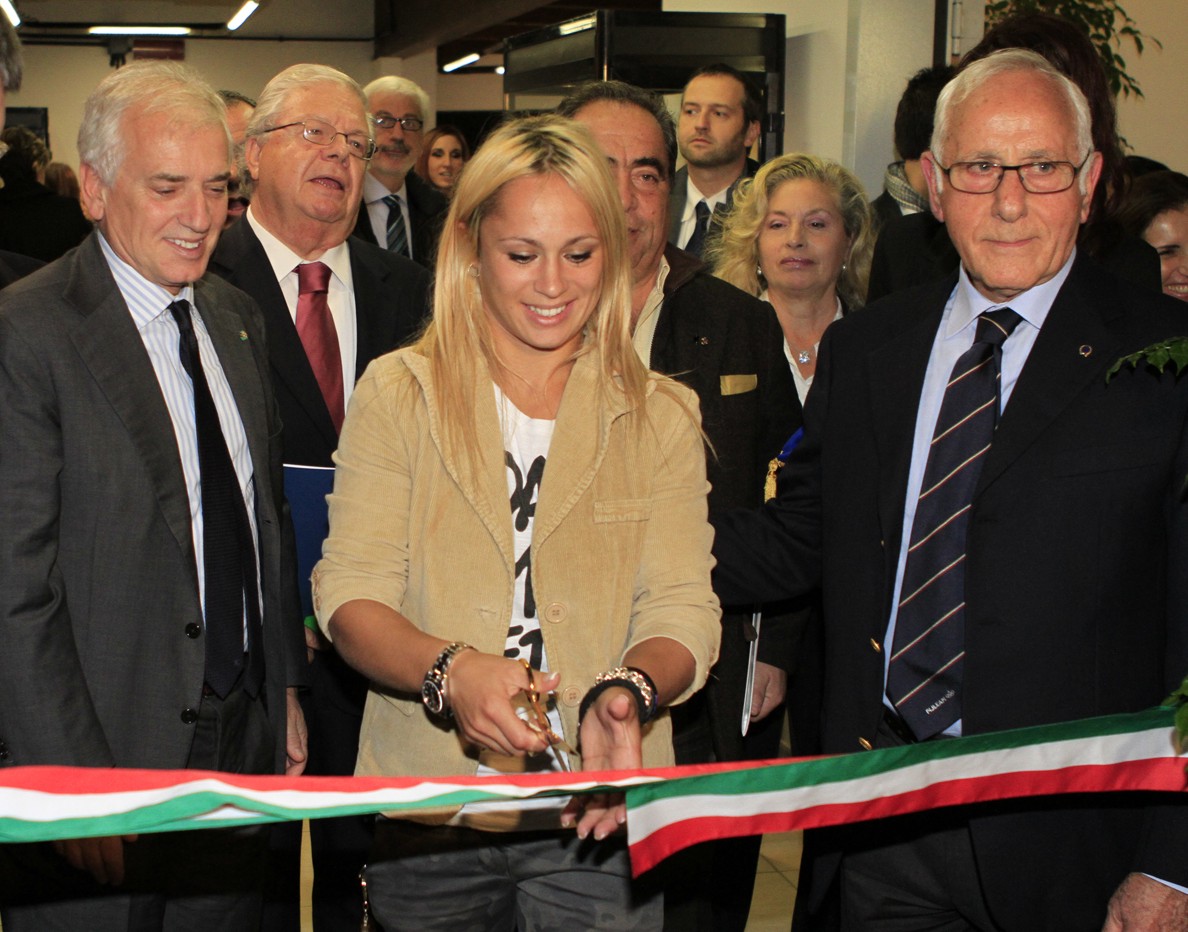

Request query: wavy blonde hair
[
  {"left": 709, "top": 152, "right": 874, "bottom": 310},
  {"left": 413, "top": 114, "right": 648, "bottom": 467}
]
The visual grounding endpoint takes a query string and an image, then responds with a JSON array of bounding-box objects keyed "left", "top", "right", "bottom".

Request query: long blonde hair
[
  {"left": 415, "top": 114, "right": 648, "bottom": 465},
  {"left": 709, "top": 152, "right": 874, "bottom": 310}
]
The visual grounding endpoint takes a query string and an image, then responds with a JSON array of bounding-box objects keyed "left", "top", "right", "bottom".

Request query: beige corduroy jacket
[{"left": 313, "top": 347, "right": 721, "bottom": 817}]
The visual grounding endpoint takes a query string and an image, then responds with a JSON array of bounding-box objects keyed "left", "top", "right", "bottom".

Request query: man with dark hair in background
[
  {"left": 668, "top": 63, "right": 762, "bottom": 259},
  {"left": 870, "top": 65, "right": 954, "bottom": 229}
]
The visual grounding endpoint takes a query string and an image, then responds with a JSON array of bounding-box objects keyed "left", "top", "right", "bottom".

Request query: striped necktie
[
  {"left": 887, "top": 306, "right": 1023, "bottom": 739},
  {"left": 382, "top": 193, "right": 409, "bottom": 257},
  {"left": 684, "top": 199, "right": 712, "bottom": 258}
]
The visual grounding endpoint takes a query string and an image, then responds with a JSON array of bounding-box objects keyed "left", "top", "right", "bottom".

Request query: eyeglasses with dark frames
[
  {"left": 373, "top": 114, "right": 424, "bottom": 133},
  {"left": 260, "top": 119, "right": 376, "bottom": 160},
  {"left": 936, "top": 153, "right": 1091, "bottom": 195}
]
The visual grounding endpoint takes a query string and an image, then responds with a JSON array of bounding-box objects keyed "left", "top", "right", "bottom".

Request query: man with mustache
[
  {"left": 350, "top": 75, "right": 447, "bottom": 270},
  {"left": 208, "top": 63, "right": 430, "bottom": 932}
]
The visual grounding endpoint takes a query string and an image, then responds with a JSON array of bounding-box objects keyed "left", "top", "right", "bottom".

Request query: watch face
[{"left": 422, "top": 679, "right": 446, "bottom": 715}]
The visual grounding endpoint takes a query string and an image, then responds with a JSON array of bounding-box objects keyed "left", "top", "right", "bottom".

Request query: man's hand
[
  {"left": 1103, "top": 872, "right": 1188, "bottom": 931},
  {"left": 304, "top": 624, "right": 329, "bottom": 664},
  {"left": 285, "top": 686, "right": 308, "bottom": 776},
  {"left": 561, "top": 687, "right": 641, "bottom": 841},
  {"left": 52, "top": 835, "right": 137, "bottom": 886},
  {"left": 750, "top": 661, "right": 787, "bottom": 723}
]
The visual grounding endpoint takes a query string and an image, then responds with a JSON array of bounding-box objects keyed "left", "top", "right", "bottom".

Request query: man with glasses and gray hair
[
  {"left": 712, "top": 48, "right": 1188, "bottom": 931},
  {"left": 351, "top": 75, "right": 448, "bottom": 269},
  {"left": 208, "top": 63, "right": 430, "bottom": 932}
]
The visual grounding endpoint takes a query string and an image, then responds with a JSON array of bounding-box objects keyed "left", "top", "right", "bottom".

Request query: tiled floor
[{"left": 297, "top": 825, "right": 802, "bottom": 931}]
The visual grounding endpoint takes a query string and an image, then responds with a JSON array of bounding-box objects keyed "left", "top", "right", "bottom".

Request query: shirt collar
[
  {"left": 98, "top": 231, "right": 195, "bottom": 329},
  {"left": 682, "top": 179, "right": 730, "bottom": 223},
  {"left": 363, "top": 171, "right": 406, "bottom": 206},
  {"left": 246, "top": 206, "right": 353, "bottom": 289},
  {"left": 947, "top": 248, "right": 1077, "bottom": 339}
]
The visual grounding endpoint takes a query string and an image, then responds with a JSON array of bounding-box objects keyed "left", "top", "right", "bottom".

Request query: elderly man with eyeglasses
[
  {"left": 711, "top": 48, "right": 1188, "bottom": 932},
  {"left": 350, "top": 75, "right": 448, "bottom": 269},
  {"left": 207, "top": 63, "right": 430, "bottom": 932}
]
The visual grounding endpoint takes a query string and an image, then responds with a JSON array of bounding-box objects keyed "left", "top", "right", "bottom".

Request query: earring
[
  {"left": 467, "top": 264, "right": 479, "bottom": 279},
  {"left": 841, "top": 261, "right": 847, "bottom": 273}
]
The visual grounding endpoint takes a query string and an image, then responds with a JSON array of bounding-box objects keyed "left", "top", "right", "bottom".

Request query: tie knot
[
  {"left": 694, "top": 199, "right": 711, "bottom": 221},
  {"left": 167, "top": 299, "right": 193, "bottom": 333},
  {"left": 975, "top": 306, "right": 1023, "bottom": 349},
  {"left": 383, "top": 194, "right": 402, "bottom": 210},
  {"left": 297, "top": 261, "right": 332, "bottom": 296}
]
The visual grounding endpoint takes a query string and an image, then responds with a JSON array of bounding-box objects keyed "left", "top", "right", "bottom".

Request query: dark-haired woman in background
[{"left": 1119, "top": 170, "right": 1188, "bottom": 303}]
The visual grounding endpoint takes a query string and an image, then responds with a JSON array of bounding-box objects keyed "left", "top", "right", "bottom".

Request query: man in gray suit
[{"left": 0, "top": 61, "right": 306, "bottom": 931}]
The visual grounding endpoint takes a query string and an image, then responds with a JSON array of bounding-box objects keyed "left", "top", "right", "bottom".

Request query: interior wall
[
  {"left": 1113, "top": 0, "right": 1186, "bottom": 172},
  {"left": 12, "top": 39, "right": 373, "bottom": 169}
]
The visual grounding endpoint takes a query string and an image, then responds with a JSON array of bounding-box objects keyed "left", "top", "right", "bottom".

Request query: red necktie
[{"left": 295, "top": 261, "right": 344, "bottom": 432}]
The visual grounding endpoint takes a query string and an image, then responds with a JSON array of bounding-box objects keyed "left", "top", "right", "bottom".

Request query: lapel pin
[
  {"left": 696, "top": 336, "right": 709, "bottom": 345},
  {"left": 1079, "top": 344, "right": 1092, "bottom": 358},
  {"left": 239, "top": 330, "right": 249, "bottom": 342}
]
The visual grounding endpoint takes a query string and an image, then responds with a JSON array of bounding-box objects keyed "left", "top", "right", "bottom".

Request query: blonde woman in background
[{"left": 710, "top": 153, "right": 874, "bottom": 403}]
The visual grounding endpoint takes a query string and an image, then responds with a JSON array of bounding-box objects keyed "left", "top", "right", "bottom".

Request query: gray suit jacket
[{"left": 0, "top": 232, "right": 303, "bottom": 774}]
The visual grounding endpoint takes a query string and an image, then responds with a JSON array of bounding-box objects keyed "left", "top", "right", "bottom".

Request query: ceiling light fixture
[
  {"left": 88, "top": 26, "right": 193, "bottom": 37},
  {"left": 0, "top": 0, "right": 20, "bottom": 28},
  {"left": 442, "top": 53, "right": 479, "bottom": 73},
  {"left": 227, "top": 1, "right": 259, "bottom": 31},
  {"left": 558, "top": 15, "right": 596, "bottom": 36}
]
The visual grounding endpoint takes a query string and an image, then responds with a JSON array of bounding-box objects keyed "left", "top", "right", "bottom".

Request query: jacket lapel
[
  {"left": 194, "top": 277, "right": 270, "bottom": 492},
  {"left": 64, "top": 235, "right": 195, "bottom": 568},
  {"left": 866, "top": 284, "right": 950, "bottom": 550},
  {"left": 976, "top": 257, "right": 1122, "bottom": 495}
]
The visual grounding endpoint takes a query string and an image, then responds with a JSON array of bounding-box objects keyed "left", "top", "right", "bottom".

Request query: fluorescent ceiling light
[
  {"left": 0, "top": 0, "right": 20, "bottom": 28},
  {"left": 227, "top": 1, "right": 259, "bottom": 31},
  {"left": 442, "top": 53, "right": 479, "bottom": 73},
  {"left": 88, "top": 26, "right": 192, "bottom": 36},
  {"left": 558, "top": 15, "right": 596, "bottom": 36}
]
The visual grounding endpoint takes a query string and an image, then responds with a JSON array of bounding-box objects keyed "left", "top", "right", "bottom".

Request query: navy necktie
[
  {"left": 684, "top": 199, "right": 712, "bottom": 258},
  {"left": 887, "top": 306, "right": 1023, "bottom": 739},
  {"left": 167, "top": 300, "right": 263, "bottom": 698}
]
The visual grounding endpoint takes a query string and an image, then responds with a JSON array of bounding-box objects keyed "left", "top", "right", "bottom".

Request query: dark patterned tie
[
  {"left": 684, "top": 199, "right": 712, "bottom": 258},
  {"left": 167, "top": 300, "right": 263, "bottom": 698},
  {"left": 295, "top": 262, "right": 344, "bottom": 433},
  {"left": 887, "top": 307, "right": 1023, "bottom": 739},
  {"left": 382, "top": 193, "right": 409, "bottom": 257}
]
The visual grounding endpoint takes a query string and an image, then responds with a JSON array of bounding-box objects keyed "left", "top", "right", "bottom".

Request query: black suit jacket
[
  {"left": 0, "top": 232, "right": 303, "bottom": 774},
  {"left": 208, "top": 219, "right": 431, "bottom": 468},
  {"left": 654, "top": 245, "right": 802, "bottom": 762},
  {"left": 713, "top": 255, "right": 1188, "bottom": 929},
  {"left": 350, "top": 172, "right": 448, "bottom": 271}
]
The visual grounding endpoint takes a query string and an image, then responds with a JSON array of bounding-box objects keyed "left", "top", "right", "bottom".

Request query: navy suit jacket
[{"left": 713, "top": 254, "right": 1188, "bottom": 929}]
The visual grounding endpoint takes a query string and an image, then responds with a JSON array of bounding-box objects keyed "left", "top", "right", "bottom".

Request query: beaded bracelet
[{"left": 578, "top": 666, "right": 659, "bottom": 726}]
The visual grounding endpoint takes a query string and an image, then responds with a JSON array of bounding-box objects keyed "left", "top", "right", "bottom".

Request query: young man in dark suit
[
  {"left": 713, "top": 49, "right": 1188, "bottom": 932},
  {"left": 207, "top": 63, "right": 430, "bottom": 932},
  {"left": 0, "top": 61, "right": 306, "bottom": 931}
]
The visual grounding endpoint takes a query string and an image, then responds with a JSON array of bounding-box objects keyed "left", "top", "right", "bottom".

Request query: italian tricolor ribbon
[{"left": 0, "top": 707, "right": 1182, "bottom": 876}]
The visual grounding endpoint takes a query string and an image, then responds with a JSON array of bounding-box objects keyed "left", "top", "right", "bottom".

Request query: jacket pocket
[{"left": 594, "top": 499, "right": 653, "bottom": 523}]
